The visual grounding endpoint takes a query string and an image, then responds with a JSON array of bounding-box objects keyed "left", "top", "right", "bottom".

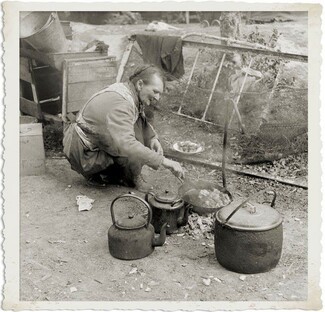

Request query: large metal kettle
[
  {"left": 146, "top": 190, "right": 188, "bottom": 234},
  {"left": 108, "top": 194, "right": 168, "bottom": 260}
]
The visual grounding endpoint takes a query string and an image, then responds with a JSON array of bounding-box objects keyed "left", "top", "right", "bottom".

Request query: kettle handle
[
  {"left": 222, "top": 190, "right": 276, "bottom": 225},
  {"left": 110, "top": 194, "right": 152, "bottom": 228},
  {"left": 145, "top": 191, "right": 155, "bottom": 203}
]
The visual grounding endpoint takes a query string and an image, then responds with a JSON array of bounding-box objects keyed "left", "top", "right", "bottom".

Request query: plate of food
[{"left": 172, "top": 141, "right": 204, "bottom": 154}]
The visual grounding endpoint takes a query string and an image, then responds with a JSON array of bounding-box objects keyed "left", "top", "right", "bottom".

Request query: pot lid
[
  {"left": 115, "top": 214, "right": 147, "bottom": 230},
  {"left": 216, "top": 199, "right": 282, "bottom": 231}
]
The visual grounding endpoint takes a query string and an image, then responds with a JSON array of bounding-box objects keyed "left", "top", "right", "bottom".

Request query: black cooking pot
[{"left": 214, "top": 191, "right": 283, "bottom": 274}]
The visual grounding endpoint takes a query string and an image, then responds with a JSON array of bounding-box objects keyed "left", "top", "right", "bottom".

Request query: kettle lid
[
  {"left": 154, "top": 190, "right": 179, "bottom": 204},
  {"left": 116, "top": 214, "right": 147, "bottom": 230},
  {"left": 216, "top": 199, "right": 282, "bottom": 231}
]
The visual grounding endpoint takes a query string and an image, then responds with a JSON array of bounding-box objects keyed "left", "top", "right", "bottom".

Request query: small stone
[
  {"left": 202, "top": 278, "right": 211, "bottom": 286},
  {"left": 214, "top": 277, "right": 222, "bottom": 283},
  {"left": 70, "top": 287, "right": 77, "bottom": 293},
  {"left": 239, "top": 275, "right": 246, "bottom": 281},
  {"left": 145, "top": 287, "right": 151, "bottom": 292},
  {"left": 128, "top": 267, "right": 138, "bottom": 275}
]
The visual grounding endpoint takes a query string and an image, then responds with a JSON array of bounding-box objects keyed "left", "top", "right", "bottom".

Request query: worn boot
[
  {"left": 133, "top": 175, "right": 153, "bottom": 193},
  {"left": 86, "top": 174, "right": 109, "bottom": 188}
]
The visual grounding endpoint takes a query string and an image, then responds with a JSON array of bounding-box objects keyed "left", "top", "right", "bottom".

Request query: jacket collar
[{"left": 126, "top": 81, "right": 144, "bottom": 114}]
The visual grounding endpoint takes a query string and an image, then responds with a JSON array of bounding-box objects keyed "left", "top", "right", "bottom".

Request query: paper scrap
[{"left": 76, "top": 195, "right": 95, "bottom": 211}]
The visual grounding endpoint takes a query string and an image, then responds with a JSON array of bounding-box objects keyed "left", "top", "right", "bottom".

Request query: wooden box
[{"left": 20, "top": 121, "right": 45, "bottom": 176}]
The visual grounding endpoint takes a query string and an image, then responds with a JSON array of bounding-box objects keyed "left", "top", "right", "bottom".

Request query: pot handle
[
  {"left": 263, "top": 191, "right": 277, "bottom": 208},
  {"left": 222, "top": 197, "right": 252, "bottom": 225},
  {"left": 110, "top": 194, "right": 152, "bottom": 228},
  {"left": 222, "top": 190, "right": 276, "bottom": 225}
]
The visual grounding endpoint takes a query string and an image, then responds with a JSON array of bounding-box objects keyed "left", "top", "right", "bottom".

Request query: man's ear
[{"left": 136, "top": 79, "right": 144, "bottom": 91}]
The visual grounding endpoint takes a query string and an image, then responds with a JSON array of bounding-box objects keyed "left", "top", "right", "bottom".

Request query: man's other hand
[{"left": 150, "top": 138, "right": 163, "bottom": 155}]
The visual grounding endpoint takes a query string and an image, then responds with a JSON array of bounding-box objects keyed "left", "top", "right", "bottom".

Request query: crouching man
[{"left": 63, "top": 64, "right": 184, "bottom": 192}]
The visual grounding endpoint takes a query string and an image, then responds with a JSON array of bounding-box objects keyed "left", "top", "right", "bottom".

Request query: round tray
[{"left": 172, "top": 141, "right": 204, "bottom": 155}]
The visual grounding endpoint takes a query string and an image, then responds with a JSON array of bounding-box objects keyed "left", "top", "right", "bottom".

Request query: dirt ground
[
  {"left": 20, "top": 16, "right": 308, "bottom": 302},
  {"left": 20, "top": 157, "right": 307, "bottom": 301}
]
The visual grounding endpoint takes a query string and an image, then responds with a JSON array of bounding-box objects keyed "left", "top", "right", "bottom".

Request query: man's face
[{"left": 137, "top": 74, "right": 164, "bottom": 106}]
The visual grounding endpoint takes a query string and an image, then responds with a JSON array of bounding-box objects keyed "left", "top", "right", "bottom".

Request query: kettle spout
[{"left": 153, "top": 223, "right": 168, "bottom": 247}]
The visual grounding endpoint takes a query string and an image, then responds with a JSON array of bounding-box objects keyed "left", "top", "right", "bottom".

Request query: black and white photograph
[{"left": 1, "top": 1, "right": 323, "bottom": 310}]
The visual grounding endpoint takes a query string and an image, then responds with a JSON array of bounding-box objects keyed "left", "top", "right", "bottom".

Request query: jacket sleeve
[{"left": 93, "top": 92, "right": 164, "bottom": 169}]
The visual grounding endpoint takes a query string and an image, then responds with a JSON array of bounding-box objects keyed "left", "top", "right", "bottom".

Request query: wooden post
[
  {"left": 228, "top": 58, "right": 253, "bottom": 133},
  {"left": 185, "top": 11, "right": 190, "bottom": 24},
  {"left": 61, "top": 60, "right": 68, "bottom": 123},
  {"left": 177, "top": 49, "right": 201, "bottom": 114},
  {"left": 201, "top": 53, "right": 226, "bottom": 120}
]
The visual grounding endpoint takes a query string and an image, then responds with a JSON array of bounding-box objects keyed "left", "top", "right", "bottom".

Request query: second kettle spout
[{"left": 153, "top": 223, "right": 168, "bottom": 247}]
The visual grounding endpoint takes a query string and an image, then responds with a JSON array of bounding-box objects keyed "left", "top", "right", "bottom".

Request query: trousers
[{"left": 63, "top": 118, "right": 147, "bottom": 182}]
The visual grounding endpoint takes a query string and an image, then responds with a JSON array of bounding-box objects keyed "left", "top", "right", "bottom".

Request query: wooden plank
[
  {"left": 182, "top": 39, "right": 308, "bottom": 63},
  {"left": 51, "top": 54, "right": 115, "bottom": 72},
  {"left": 20, "top": 47, "right": 107, "bottom": 71},
  {"left": 68, "top": 60, "right": 117, "bottom": 84},
  {"left": 20, "top": 57, "right": 32, "bottom": 83},
  {"left": 165, "top": 150, "right": 308, "bottom": 189},
  {"left": 20, "top": 97, "right": 43, "bottom": 120},
  {"left": 116, "top": 41, "right": 134, "bottom": 83}
]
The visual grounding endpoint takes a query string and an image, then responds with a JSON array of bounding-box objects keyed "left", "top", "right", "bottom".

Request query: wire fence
[{"left": 123, "top": 41, "right": 308, "bottom": 163}]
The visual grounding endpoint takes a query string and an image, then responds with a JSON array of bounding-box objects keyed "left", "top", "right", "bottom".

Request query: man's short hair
[{"left": 129, "top": 64, "right": 166, "bottom": 88}]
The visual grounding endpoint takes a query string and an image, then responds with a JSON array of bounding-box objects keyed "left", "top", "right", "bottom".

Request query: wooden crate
[
  {"left": 62, "top": 56, "right": 117, "bottom": 121},
  {"left": 20, "top": 121, "right": 45, "bottom": 176}
]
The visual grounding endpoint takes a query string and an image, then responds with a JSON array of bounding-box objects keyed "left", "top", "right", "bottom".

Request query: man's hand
[
  {"left": 150, "top": 138, "right": 163, "bottom": 155},
  {"left": 162, "top": 158, "right": 185, "bottom": 180}
]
